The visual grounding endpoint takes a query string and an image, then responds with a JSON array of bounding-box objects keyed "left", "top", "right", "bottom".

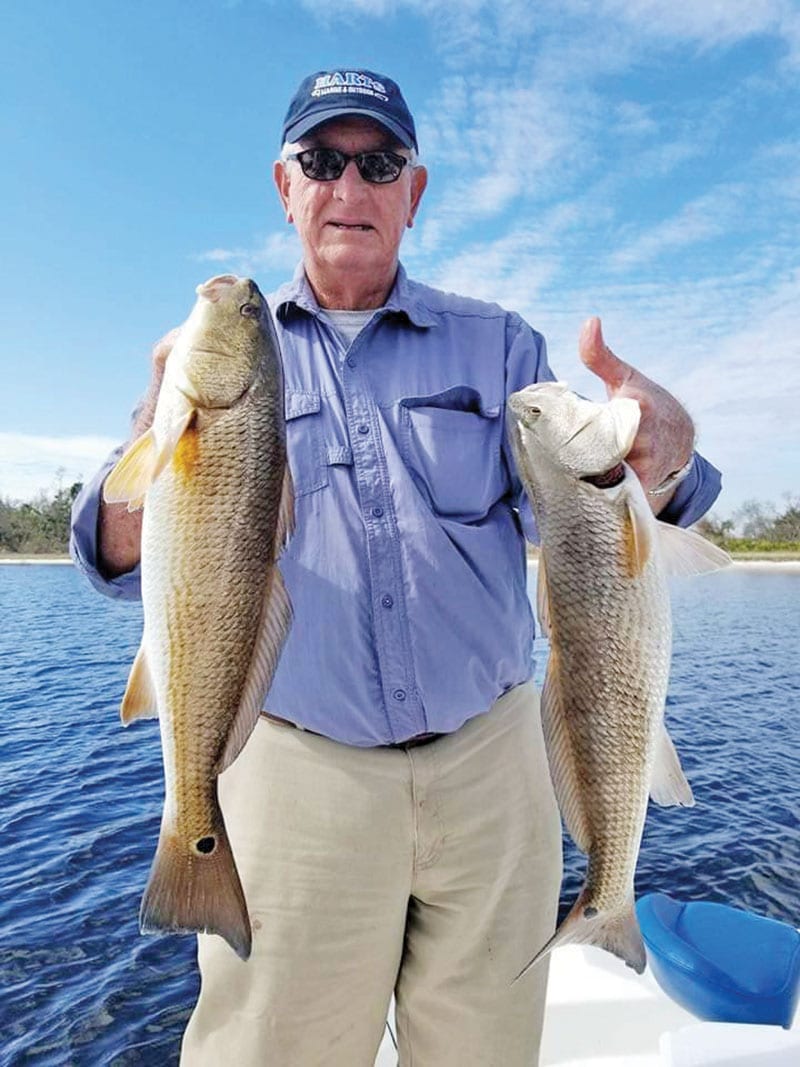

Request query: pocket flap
[
  {"left": 326, "top": 445, "right": 353, "bottom": 465},
  {"left": 400, "top": 385, "right": 500, "bottom": 419},
  {"left": 285, "top": 391, "right": 321, "bottom": 420}
]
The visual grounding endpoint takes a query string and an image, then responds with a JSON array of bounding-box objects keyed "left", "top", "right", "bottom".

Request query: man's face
[{"left": 274, "top": 117, "right": 427, "bottom": 293}]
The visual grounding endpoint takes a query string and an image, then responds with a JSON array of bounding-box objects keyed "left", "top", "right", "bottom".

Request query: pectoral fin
[
  {"left": 120, "top": 644, "right": 159, "bottom": 724},
  {"left": 103, "top": 408, "right": 195, "bottom": 510},
  {"left": 656, "top": 522, "right": 732, "bottom": 576},
  {"left": 624, "top": 495, "right": 654, "bottom": 577}
]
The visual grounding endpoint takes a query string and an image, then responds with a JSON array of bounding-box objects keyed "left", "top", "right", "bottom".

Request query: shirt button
[
  {"left": 357, "top": 424, "right": 370, "bottom": 435},
  {"left": 393, "top": 688, "right": 406, "bottom": 701},
  {"left": 346, "top": 357, "right": 356, "bottom": 368},
  {"left": 372, "top": 506, "right": 384, "bottom": 518},
  {"left": 381, "top": 594, "right": 393, "bottom": 609}
]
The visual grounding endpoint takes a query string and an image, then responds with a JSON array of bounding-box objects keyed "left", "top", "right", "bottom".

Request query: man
[{"left": 71, "top": 69, "right": 721, "bottom": 1065}]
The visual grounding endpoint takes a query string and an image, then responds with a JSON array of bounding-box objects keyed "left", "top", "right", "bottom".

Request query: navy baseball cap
[{"left": 282, "top": 69, "right": 418, "bottom": 151}]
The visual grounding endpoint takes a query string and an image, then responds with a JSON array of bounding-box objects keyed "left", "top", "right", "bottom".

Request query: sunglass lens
[
  {"left": 358, "top": 152, "right": 404, "bottom": 183},
  {"left": 300, "top": 149, "right": 346, "bottom": 180}
]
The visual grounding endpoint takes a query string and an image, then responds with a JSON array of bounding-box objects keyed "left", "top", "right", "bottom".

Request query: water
[{"left": 1, "top": 564, "right": 798, "bottom": 1064}]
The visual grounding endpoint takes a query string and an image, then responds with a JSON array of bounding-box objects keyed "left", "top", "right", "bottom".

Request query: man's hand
[
  {"left": 579, "top": 317, "right": 694, "bottom": 514},
  {"left": 129, "top": 325, "right": 181, "bottom": 438},
  {"left": 98, "top": 326, "right": 181, "bottom": 577}
]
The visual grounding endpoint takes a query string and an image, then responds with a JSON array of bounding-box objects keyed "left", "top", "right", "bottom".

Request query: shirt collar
[{"left": 272, "top": 262, "right": 436, "bottom": 329}]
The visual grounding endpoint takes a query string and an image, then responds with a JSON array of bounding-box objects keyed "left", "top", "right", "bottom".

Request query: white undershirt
[{"left": 319, "top": 308, "right": 381, "bottom": 346}]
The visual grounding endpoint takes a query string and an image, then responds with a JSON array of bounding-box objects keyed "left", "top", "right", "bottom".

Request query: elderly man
[{"left": 71, "top": 69, "right": 721, "bottom": 1066}]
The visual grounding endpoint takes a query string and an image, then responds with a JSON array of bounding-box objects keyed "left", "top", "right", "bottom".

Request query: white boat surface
[{"left": 374, "top": 945, "right": 800, "bottom": 1066}]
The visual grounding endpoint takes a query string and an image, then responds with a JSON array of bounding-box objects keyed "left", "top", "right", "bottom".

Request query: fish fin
[
  {"left": 275, "top": 464, "right": 295, "bottom": 558},
  {"left": 656, "top": 522, "right": 732, "bottom": 577},
  {"left": 217, "top": 565, "right": 292, "bottom": 774},
  {"left": 139, "top": 802, "right": 251, "bottom": 960},
  {"left": 540, "top": 651, "right": 592, "bottom": 854},
  {"left": 650, "top": 722, "right": 695, "bottom": 807},
  {"left": 120, "top": 644, "right": 158, "bottom": 724},
  {"left": 514, "top": 891, "right": 645, "bottom": 983},
  {"left": 624, "top": 495, "right": 654, "bottom": 577},
  {"left": 103, "top": 408, "right": 196, "bottom": 510},
  {"left": 535, "top": 553, "right": 551, "bottom": 639}
]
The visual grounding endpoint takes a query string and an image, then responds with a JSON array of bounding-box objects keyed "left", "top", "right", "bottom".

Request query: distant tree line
[
  {"left": 0, "top": 479, "right": 83, "bottom": 555},
  {"left": 695, "top": 496, "right": 800, "bottom": 552},
  {"left": 1, "top": 482, "right": 798, "bottom": 556}
]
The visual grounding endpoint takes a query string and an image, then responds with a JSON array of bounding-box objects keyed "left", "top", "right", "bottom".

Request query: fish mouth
[{"left": 581, "top": 463, "right": 627, "bottom": 489}]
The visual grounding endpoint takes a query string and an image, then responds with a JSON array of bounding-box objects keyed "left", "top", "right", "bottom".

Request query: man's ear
[
  {"left": 406, "top": 166, "right": 428, "bottom": 228},
  {"left": 273, "top": 160, "right": 293, "bottom": 223}
]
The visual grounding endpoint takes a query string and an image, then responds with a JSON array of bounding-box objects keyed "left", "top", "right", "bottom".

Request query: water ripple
[{"left": 1, "top": 565, "right": 798, "bottom": 1062}]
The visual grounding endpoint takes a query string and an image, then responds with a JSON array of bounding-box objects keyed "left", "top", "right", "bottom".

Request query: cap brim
[{"left": 284, "top": 107, "right": 415, "bottom": 150}]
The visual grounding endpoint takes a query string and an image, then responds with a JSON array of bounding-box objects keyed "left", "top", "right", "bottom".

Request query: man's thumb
[{"left": 579, "top": 317, "right": 630, "bottom": 392}]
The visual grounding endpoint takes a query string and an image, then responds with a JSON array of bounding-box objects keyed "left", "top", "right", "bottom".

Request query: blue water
[{"left": 1, "top": 564, "right": 798, "bottom": 1064}]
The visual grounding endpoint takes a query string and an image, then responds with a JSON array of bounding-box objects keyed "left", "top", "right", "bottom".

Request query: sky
[{"left": 1, "top": 0, "right": 799, "bottom": 521}]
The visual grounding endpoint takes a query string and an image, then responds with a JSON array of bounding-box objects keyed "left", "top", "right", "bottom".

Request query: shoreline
[{"left": 3, "top": 554, "right": 800, "bottom": 572}]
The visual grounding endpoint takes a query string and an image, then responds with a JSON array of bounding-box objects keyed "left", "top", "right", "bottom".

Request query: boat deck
[{"left": 374, "top": 945, "right": 800, "bottom": 1065}]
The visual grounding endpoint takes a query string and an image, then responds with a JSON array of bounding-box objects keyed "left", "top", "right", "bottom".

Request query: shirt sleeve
[
  {"left": 502, "top": 315, "right": 555, "bottom": 543},
  {"left": 69, "top": 445, "right": 143, "bottom": 601}
]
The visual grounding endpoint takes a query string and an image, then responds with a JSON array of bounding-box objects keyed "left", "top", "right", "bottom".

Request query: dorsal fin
[
  {"left": 535, "top": 552, "right": 551, "bottom": 639},
  {"left": 216, "top": 564, "right": 292, "bottom": 775},
  {"left": 540, "top": 646, "right": 592, "bottom": 854}
]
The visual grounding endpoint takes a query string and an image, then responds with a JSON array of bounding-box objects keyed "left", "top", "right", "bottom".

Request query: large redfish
[
  {"left": 508, "top": 381, "right": 728, "bottom": 977},
  {"left": 104, "top": 274, "right": 293, "bottom": 959}
]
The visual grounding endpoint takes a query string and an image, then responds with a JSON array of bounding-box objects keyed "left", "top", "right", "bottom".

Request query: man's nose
[{"left": 332, "top": 159, "right": 368, "bottom": 198}]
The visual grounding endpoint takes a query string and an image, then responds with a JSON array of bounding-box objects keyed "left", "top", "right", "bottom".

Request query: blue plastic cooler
[{"left": 636, "top": 893, "right": 800, "bottom": 1029}]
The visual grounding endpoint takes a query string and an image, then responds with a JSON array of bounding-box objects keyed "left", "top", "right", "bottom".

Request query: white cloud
[
  {"left": 607, "top": 184, "right": 746, "bottom": 271},
  {"left": 0, "top": 433, "right": 119, "bottom": 503},
  {"left": 195, "top": 230, "right": 302, "bottom": 277}
]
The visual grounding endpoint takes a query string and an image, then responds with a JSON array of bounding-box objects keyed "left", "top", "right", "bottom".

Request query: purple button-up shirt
[{"left": 70, "top": 265, "right": 722, "bottom": 746}]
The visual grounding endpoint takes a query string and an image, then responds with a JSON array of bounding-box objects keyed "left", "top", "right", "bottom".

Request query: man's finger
[
  {"left": 578, "top": 316, "right": 631, "bottom": 392},
  {"left": 152, "top": 326, "right": 182, "bottom": 371}
]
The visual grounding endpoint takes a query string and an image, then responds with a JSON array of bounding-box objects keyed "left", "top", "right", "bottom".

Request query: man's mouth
[{"left": 328, "top": 221, "right": 374, "bottom": 231}]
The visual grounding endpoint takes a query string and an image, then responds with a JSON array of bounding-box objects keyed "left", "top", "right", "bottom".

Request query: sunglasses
[{"left": 286, "top": 147, "right": 410, "bottom": 184}]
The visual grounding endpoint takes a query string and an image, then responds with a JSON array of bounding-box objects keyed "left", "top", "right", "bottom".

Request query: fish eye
[{"left": 240, "top": 302, "right": 260, "bottom": 319}]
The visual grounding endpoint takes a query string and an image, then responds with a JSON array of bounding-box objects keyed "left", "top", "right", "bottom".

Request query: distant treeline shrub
[
  {"left": 0, "top": 482, "right": 83, "bottom": 555},
  {"left": 695, "top": 496, "right": 800, "bottom": 551},
  {"left": 1, "top": 484, "right": 798, "bottom": 555}
]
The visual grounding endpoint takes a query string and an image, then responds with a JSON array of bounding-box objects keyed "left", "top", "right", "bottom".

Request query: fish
[
  {"left": 103, "top": 274, "right": 294, "bottom": 960},
  {"left": 507, "top": 381, "right": 729, "bottom": 979}
]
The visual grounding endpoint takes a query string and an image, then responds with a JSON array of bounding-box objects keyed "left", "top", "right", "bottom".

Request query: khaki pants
[{"left": 180, "top": 681, "right": 562, "bottom": 1066}]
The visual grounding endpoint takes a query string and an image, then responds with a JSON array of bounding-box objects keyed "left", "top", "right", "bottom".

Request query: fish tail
[
  {"left": 139, "top": 807, "right": 251, "bottom": 960},
  {"left": 514, "top": 891, "right": 645, "bottom": 983}
]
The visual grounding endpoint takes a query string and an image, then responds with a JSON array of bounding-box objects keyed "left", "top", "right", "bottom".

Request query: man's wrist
[{"left": 647, "top": 453, "right": 695, "bottom": 498}]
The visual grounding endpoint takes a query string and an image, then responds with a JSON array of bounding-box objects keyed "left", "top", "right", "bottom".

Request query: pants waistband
[{"left": 260, "top": 711, "right": 444, "bottom": 749}]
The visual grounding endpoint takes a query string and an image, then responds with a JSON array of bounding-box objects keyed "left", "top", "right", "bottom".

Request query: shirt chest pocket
[
  {"left": 399, "top": 386, "right": 505, "bottom": 520},
  {"left": 285, "top": 390, "right": 352, "bottom": 497}
]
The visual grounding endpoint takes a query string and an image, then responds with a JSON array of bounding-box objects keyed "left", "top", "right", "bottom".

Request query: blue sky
[{"left": 2, "top": 0, "right": 799, "bottom": 520}]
